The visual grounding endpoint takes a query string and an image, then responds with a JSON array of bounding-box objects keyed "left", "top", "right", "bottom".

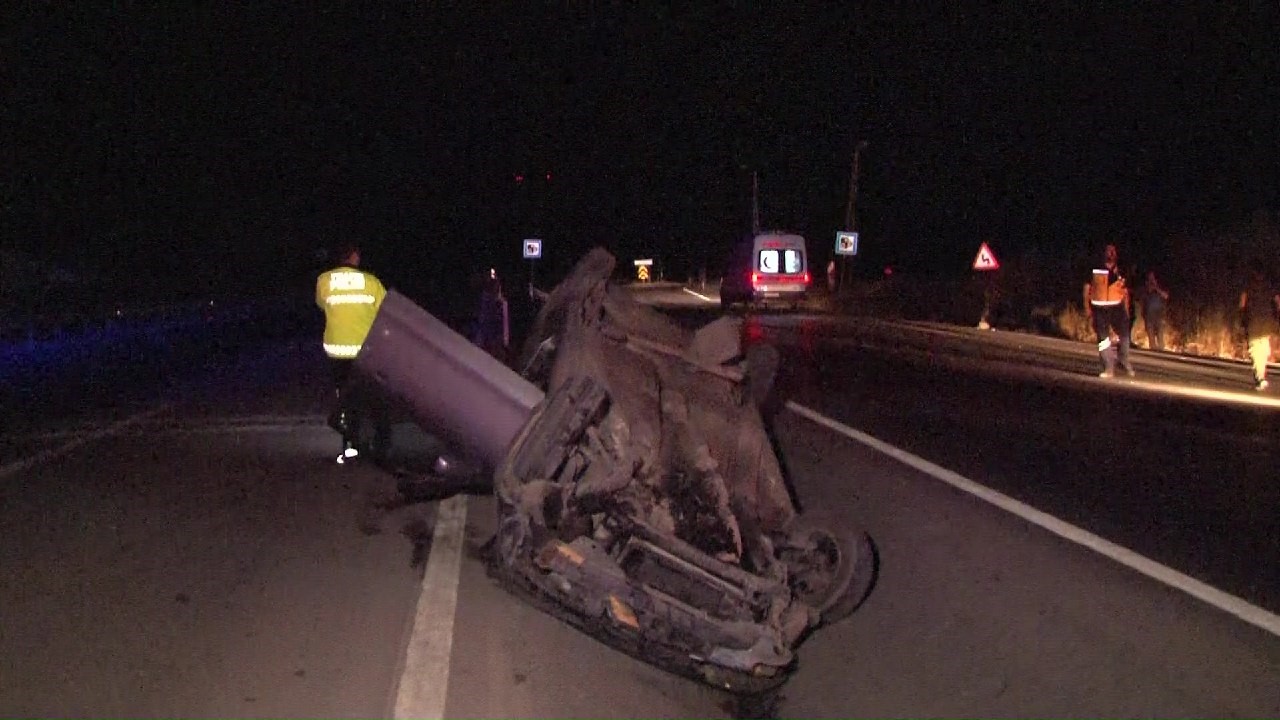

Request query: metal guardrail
[
  {"left": 0, "top": 296, "right": 309, "bottom": 382},
  {"left": 900, "top": 318, "right": 1280, "bottom": 374},
  {"left": 0, "top": 295, "right": 310, "bottom": 340},
  {"left": 3, "top": 302, "right": 175, "bottom": 345}
]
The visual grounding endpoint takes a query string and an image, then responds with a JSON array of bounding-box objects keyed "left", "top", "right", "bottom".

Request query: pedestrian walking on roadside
[
  {"left": 1239, "top": 267, "right": 1279, "bottom": 391},
  {"left": 1142, "top": 269, "right": 1170, "bottom": 351},
  {"left": 1083, "top": 243, "right": 1135, "bottom": 378}
]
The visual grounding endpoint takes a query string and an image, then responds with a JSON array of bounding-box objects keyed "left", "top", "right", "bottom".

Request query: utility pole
[
  {"left": 841, "top": 140, "right": 868, "bottom": 292},
  {"left": 751, "top": 170, "right": 761, "bottom": 234}
]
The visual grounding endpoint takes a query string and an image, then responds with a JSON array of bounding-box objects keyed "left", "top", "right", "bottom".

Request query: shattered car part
[
  {"left": 357, "top": 292, "right": 543, "bottom": 470},
  {"left": 356, "top": 248, "right": 875, "bottom": 693}
]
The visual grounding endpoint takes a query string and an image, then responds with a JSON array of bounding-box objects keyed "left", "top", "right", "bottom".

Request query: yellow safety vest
[{"left": 315, "top": 265, "right": 387, "bottom": 358}]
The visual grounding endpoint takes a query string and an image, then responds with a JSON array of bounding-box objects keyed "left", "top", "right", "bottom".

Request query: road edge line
[
  {"left": 0, "top": 405, "right": 171, "bottom": 480},
  {"left": 681, "top": 287, "right": 717, "bottom": 303},
  {"left": 393, "top": 494, "right": 469, "bottom": 720},
  {"left": 786, "top": 400, "right": 1280, "bottom": 639}
]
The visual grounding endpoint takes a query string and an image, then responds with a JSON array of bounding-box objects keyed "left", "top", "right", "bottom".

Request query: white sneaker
[
  {"left": 1098, "top": 370, "right": 1115, "bottom": 379},
  {"left": 335, "top": 447, "right": 360, "bottom": 464},
  {"left": 1256, "top": 379, "right": 1269, "bottom": 391}
]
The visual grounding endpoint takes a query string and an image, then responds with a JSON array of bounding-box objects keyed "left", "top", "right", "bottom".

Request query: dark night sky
[{"left": 4, "top": 3, "right": 1278, "bottom": 305}]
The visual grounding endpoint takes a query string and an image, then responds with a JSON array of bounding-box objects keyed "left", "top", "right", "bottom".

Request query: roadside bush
[
  {"left": 1056, "top": 304, "right": 1094, "bottom": 343},
  {"left": 1175, "top": 306, "right": 1241, "bottom": 359},
  {"left": 1054, "top": 294, "right": 1250, "bottom": 357}
]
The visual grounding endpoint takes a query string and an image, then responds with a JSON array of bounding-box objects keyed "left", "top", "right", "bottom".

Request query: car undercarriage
[{"left": 355, "top": 248, "right": 876, "bottom": 694}]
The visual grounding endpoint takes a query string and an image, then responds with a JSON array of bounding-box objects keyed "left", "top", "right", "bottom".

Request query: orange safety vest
[{"left": 1090, "top": 267, "right": 1126, "bottom": 305}]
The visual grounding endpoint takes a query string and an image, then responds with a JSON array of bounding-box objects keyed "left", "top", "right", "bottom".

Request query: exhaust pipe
[{"left": 354, "top": 290, "right": 544, "bottom": 469}]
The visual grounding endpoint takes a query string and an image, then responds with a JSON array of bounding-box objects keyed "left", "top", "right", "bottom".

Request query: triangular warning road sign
[{"left": 972, "top": 242, "right": 1000, "bottom": 271}]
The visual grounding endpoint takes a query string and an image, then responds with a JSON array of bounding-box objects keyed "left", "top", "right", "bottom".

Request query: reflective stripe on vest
[
  {"left": 326, "top": 294, "right": 376, "bottom": 305},
  {"left": 1090, "top": 268, "right": 1124, "bottom": 304},
  {"left": 324, "top": 342, "right": 362, "bottom": 358},
  {"left": 329, "top": 271, "right": 366, "bottom": 291}
]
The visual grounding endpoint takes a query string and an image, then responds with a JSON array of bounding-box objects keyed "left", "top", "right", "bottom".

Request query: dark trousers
[
  {"left": 1091, "top": 303, "right": 1132, "bottom": 373},
  {"left": 328, "top": 358, "right": 392, "bottom": 459}
]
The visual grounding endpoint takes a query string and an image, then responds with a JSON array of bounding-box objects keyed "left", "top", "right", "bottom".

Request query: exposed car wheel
[{"left": 778, "top": 519, "right": 877, "bottom": 626}]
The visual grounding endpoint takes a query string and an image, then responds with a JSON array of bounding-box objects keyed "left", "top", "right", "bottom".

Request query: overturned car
[{"left": 356, "top": 248, "right": 875, "bottom": 693}]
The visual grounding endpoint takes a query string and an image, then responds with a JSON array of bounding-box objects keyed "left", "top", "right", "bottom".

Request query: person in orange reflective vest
[
  {"left": 316, "top": 244, "right": 389, "bottom": 464},
  {"left": 1082, "top": 243, "right": 1135, "bottom": 378}
]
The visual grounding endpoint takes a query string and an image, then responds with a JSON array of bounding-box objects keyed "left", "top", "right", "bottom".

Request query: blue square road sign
[{"left": 835, "top": 231, "right": 859, "bottom": 256}]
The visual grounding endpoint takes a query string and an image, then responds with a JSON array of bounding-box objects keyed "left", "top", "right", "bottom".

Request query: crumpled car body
[{"left": 356, "top": 248, "right": 875, "bottom": 694}]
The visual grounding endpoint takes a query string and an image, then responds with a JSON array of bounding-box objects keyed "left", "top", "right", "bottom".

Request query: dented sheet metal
[{"left": 357, "top": 248, "right": 876, "bottom": 694}]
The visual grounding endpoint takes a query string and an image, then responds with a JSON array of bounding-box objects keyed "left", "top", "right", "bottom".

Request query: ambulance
[{"left": 719, "top": 232, "right": 811, "bottom": 310}]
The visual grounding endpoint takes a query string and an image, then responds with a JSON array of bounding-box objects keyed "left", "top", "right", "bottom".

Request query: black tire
[
  {"left": 780, "top": 520, "right": 877, "bottom": 626},
  {"left": 721, "top": 285, "right": 742, "bottom": 311},
  {"left": 815, "top": 530, "right": 877, "bottom": 624}
]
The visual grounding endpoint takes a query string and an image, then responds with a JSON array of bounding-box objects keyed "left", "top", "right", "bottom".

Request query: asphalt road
[
  {"left": 2, "top": 293, "right": 1277, "bottom": 717},
  {"left": 752, "top": 313, "right": 1280, "bottom": 616}
]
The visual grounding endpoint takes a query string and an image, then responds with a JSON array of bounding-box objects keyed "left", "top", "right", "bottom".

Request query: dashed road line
[
  {"left": 0, "top": 405, "right": 171, "bottom": 480},
  {"left": 787, "top": 400, "right": 1280, "bottom": 639},
  {"left": 0, "top": 414, "right": 327, "bottom": 444},
  {"left": 393, "top": 494, "right": 469, "bottom": 720},
  {"left": 133, "top": 415, "right": 327, "bottom": 435}
]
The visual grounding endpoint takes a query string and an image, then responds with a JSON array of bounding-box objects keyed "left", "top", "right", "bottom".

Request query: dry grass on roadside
[{"left": 1055, "top": 302, "right": 1264, "bottom": 360}]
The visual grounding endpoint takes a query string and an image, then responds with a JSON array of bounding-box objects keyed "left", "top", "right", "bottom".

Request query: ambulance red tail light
[
  {"left": 802, "top": 271, "right": 811, "bottom": 285},
  {"left": 751, "top": 271, "right": 760, "bottom": 287}
]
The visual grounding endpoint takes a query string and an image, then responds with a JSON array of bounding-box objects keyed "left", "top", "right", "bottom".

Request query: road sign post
[
  {"left": 634, "top": 258, "right": 653, "bottom": 283},
  {"left": 522, "top": 238, "right": 543, "bottom": 299},
  {"left": 972, "top": 242, "right": 1000, "bottom": 329},
  {"left": 835, "top": 231, "right": 859, "bottom": 295}
]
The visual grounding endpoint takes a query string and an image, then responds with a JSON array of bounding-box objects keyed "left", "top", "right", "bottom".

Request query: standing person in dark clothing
[
  {"left": 1239, "top": 268, "right": 1279, "bottom": 391},
  {"left": 1142, "top": 270, "right": 1170, "bottom": 351},
  {"left": 316, "top": 244, "right": 391, "bottom": 464},
  {"left": 1083, "top": 243, "right": 1135, "bottom": 378},
  {"left": 472, "top": 268, "right": 509, "bottom": 361}
]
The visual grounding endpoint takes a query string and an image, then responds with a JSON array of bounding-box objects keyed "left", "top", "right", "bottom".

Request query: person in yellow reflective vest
[{"left": 316, "top": 244, "right": 389, "bottom": 464}]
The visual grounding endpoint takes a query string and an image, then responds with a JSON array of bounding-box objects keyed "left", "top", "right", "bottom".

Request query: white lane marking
[
  {"left": 787, "top": 400, "right": 1280, "bottom": 639},
  {"left": 1135, "top": 381, "right": 1280, "bottom": 409},
  {"left": 1, "top": 414, "right": 327, "bottom": 443},
  {"left": 0, "top": 405, "right": 171, "bottom": 480},
  {"left": 393, "top": 494, "right": 469, "bottom": 720},
  {"left": 681, "top": 287, "right": 718, "bottom": 303},
  {"left": 132, "top": 415, "right": 328, "bottom": 435},
  {"left": 174, "top": 413, "right": 326, "bottom": 425}
]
